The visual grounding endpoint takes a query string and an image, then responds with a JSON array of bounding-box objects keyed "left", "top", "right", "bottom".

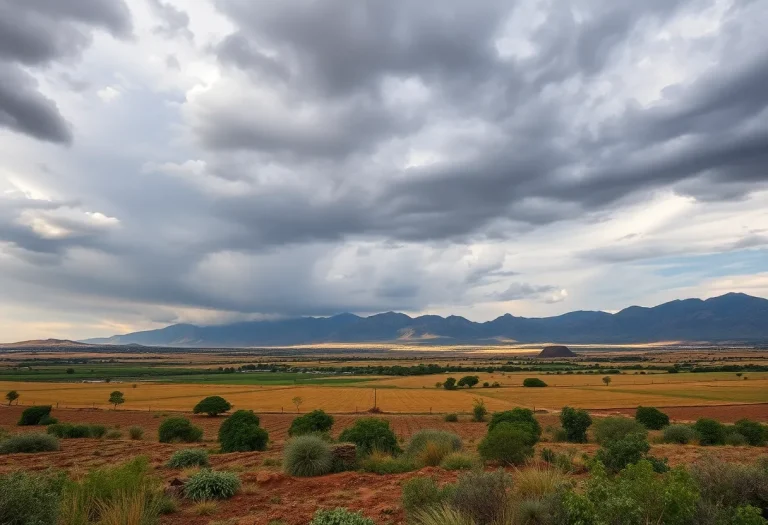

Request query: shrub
[
  {"left": 184, "top": 470, "right": 240, "bottom": 501},
  {"left": 733, "top": 419, "right": 766, "bottom": 446},
  {"left": 359, "top": 450, "right": 414, "bottom": 474},
  {"left": 487, "top": 408, "right": 541, "bottom": 439},
  {"left": 646, "top": 455, "right": 670, "bottom": 473},
  {"left": 523, "top": 377, "right": 547, "bottom": 387},
  {"left": 18, "top": 405, "right": 52, "bottom": 426},
  {"left": 89, "top": 424, "right": 107, "bottom": 438},
  {"left": 478, "top": 422, "right": 535, "bottom": 465},
  {"left": 593, "top": 416, "right": 647, "bottom": 445},
  {"left": 559, "top": 460, "right": 698, "bottom": 525},
  {"left": 444, "top": 413, "right": 459, "bottom": 422},
  {"left": 128, "top": 426, "right": 144, "bottom": 440},
  {"left": 167, "top": 448, "right": 210, "bottom": 468},
  {"left": 284, "top": 435, "right": 333, "bottom": 477},
  {"left": 288, "top": 409, "right": 334, "bottom": 437},
  {"left": 440, "top": 452, "right": 480, "bottom": 471},
  {"left": 540, "top": 447, "right": 556, "bottom": 463},
  {"left": 635, "top": 406, "right": 670, "bottom": 430},
  {"left": 105, "top": 429, "right": 122, "bottom": 439},
  {"left": 338, "top": 418, "right": 398, "bottom": 455},
  {"left": 218, "top": 410, "right": 268, "bottom": 452},
  {"left": 0, "top": 433, "right": 59, "bottom": 453},
  {"left": 158, "top": 417, "right": 203, "bottom": 443},
  {"left": 58, "top": 457, "right": 163, "bottom": 524},
  {"left": 725, "top": 432, "right": 748, "bottom": 446},
  {"left": 514, "top": 465, "right": 570, "bottom": 499},
  {"left": 38, "top": 415, "right": 58, "bottom": 426},
  {"left": 48, "top": 423, "right": 108, "bottom": 438},
  {"left": 0, "top": 470, "right": 65, "bottom": 525},
  {"left": 663, "top": 424, "right": 697, "bottom": 444},
  {"left": 310, "top": 508, "right": 375, "bottom": 525},
  {"left": 690, "top": 458, "right": 768, "bottom": 510},
  {"left": 402, "top": 476, "right": 452, "bottom": 517},
  {"left": 472, "top": 399, "right": 487, "bottom": 422},
  {"left": 193, "top": 396, "right": 232, "bottom": 416},
  {"left": 406, "top": 430, "right": 462, "bottom": 467},
  {"left": 693, "top": 418, "right": 726, "bottom": 446},
  {"left": 69, "top": 424, "right": 92, "bottom": 438},
  {"left": 450, "top": 469, "right": 510, "bottom": 525},
  {"left": 559, "top": 406, "right": 592, "bottom": 443},
  {"left": 595, "top": 432, "right": 650, "bottom": 473}
]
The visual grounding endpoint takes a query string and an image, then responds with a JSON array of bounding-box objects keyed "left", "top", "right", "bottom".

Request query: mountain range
[{"left": 81, "top": 293, "right": 768, "bottom": 347}]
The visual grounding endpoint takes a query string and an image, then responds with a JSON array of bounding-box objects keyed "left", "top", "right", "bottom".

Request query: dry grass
[
  {"left": 513, "top": 465, "right": 571, "bottom": 499},
  {"left": 191, "top": 500, "right": 219, "bottom": 516}
]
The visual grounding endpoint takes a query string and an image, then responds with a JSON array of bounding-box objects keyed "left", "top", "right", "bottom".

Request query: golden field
[{"left": 3, "top": 376, "right": 767, "bottom": 413}]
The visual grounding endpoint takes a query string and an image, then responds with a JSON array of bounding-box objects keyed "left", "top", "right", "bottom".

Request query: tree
[
  {"left": 523, "top": 378, "right": 547, "bottom": 387},
  {"left": 443, "top": 377, "right": 457, "bottom": 390},
  {"left": 65, "top": 368, "right": 75, "bottom": 374},
  {"left": 289, "top": 409, "right": 334, "bottom": 436},
  {"left": 560, "top": 406, "right": 592, "bottom": 443},
  {"left": 109, "top": 391, "right": 125, "bottom": 409},
  {"left": 219, "top": 410, "right": 268, "bottom": 452},
  {"left": 635, "top": 406, "right": 670, "bottom": 430},
  {"left": 292, "top": 396, "right": 303, "bottom": 413},
  {"left": 602, "top": 376, "right": 612, "bottom": 386},
  {"left": 193, "top": 396, "right": 232, "bottom": 417},
  {"left": 472, "top": 398, "right": 488, "bottom": 422},
  {"left": 6, "top": 390, "right": 19, "bottom": 406},
  {"left": 457, "top": 376, "right": 479, "bottom": 388}
]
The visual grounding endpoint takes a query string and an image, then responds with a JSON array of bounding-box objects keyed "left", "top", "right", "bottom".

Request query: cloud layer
[{"left": 1, "top": 0, "right": 767, "bottom": 341}]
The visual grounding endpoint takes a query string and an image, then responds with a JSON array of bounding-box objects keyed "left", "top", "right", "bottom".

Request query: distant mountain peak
[{"left": 76, "top": 292, "right": 768, "bottom": 347}]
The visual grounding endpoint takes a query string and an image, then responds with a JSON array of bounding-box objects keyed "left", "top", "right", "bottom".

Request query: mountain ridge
[{"left": 81, "top": 292, "right": 768, "bottom": 347}]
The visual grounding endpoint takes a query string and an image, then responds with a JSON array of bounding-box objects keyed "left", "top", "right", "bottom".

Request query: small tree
[
  {"left": 523, "top": 378, "right": 547, "bottom": 387},
  {"left": 602, "top": 376, "right": 612, "bottom": 386},
  {"left": 635, "top": 406, "right": 670, "bottom": 430},
  {"left": 443, "top": 377, "right": 457, "bottom": 390},
  {"left": 560, "top": 406, "right": 592, "bottom": 443},
  {"left": 472, "top": 398, "right": 488, "bottom": 422},
  {"left": 6, "top": 390, "right": 19, "bottom": 406},
  {"left": 457, "top": 376, "right": 479, "bottom": 388},
  {"left": 108, "top": 391, "right": 125, "bottom": 409},
  {"left": 193, "top": 396, "right": 232, "bottom": 416},
  {"left": 65, "top": 368, "right": 75, "bottom": 374},
  {"left": 292, "top": 396, "right": 303, "bottom": 413}
]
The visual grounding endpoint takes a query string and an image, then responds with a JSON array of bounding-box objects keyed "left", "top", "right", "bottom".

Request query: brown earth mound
[{"left": 537, "top": 345, "right": 576, "bottom": 358}]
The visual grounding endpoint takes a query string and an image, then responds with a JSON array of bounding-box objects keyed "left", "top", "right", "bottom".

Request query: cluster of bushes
[
  {"left": 0, "top": 433, "right": 59, "bottom": 454},
  {"left": 47, "top": 423, "right": 107, "bottom": 439},
  {"left": 18, "top": 405, "right": 54, "bottom": 426},
  {"left": 660, "top": 418, "right": 767, "bottom": 447}
]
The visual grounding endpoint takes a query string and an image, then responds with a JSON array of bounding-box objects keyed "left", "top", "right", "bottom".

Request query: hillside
[
  {"left": 80, "top": 293, "right": 768, "bottom": 347},
  {"left": 0, "top": 339, "right": 94, "bottom": 348}
]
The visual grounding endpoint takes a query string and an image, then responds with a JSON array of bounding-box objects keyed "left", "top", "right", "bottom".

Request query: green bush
[
  {"left": 559, "top": 460, "right": 698, "bottom": 525},
  {"left": 402, "top": 476, "right": 452, "bottom": 517},
  {"left": 105, "top": 429, "right": 122, "bottom": 439},
  {"left": 0, "top": 470, "right": 65, "bottom": 525},
  {"left": 472, "top": 399, "right": 487, "bottom": 422},
  {"left": 693, "top": 418, "right": 726, "bottom": 446},
  {"left": 283, "top": 435, "right": 333, "bottom": 477},
  {"left": 89, "top": 424, "right": 107, "bottom": 438},
  {"left": 523, "top": 377, "right": 547, "bottom": 387},
  {"left": 18, "top": 405, "right": 52, "bottom": 426},
  {"left": 167, "top": 448, "right": 209, "bottom": 468},
  {"left": 733, "top": 419, "right": 766, "bottom": 446},
  {"left": 725, "top": 432, "right": 748, "bottom": 446},
  {"left": 184, "top": 469, "right": 240, "bottom": 501},
  {"left": 128, "top": 426, "right": 144, "bottom": 440},
  {"left": 310, "top": 508, "right": 375, "bottom": 525},
  {"left": 218, "top": 410, "right": 268, "bottom": 452},
  {"left": 158, "top": 417, "right": 203, "bottom": 443},
  {"left": 593, "top": 416, "right": 647, "bottom": 445},
  {"left": 559, "top": 406, "right": 592, "bottom": 443},
  {"left": 338, "top": 418, "right": 398, "bottom": 455},
  {"left": 635, "top": 406, "right": 670, "bottom": 430},
  {"left": 444, "top": 413, "right": 459, "bottom": 422},
  {"left": 193, "top": 395, "right": 232, "bottom": 416},
  {"left": 663, "top": 424, "right": 697, "bottom": 444},
  {"left": 487, "top": 408, "right": 541, "bottom": 439},
  {"left": 37, "top": 415, "right": 58, "bottom": 426},
  {"left": 595, "top": 432, "right": 650, "bottom": 473},
  {"left": 406, "top": 430, "right": 461, "bottom": 460},
  {"left": 358, "top": 451, "right": 414, "bottom": 474},
  {"left": 288, "top": 409, "right": 334, "bottom": 437},
  {"left": 478, "top": 422, "right": 534, "bottom": 465},
  {"left": 450, "top": 469, "right": 510, "bottom": 525},
  {"left": 439, "top": 452, "right": 480, "bottom": 471},
  {"left": 0, "top": 433, "right": 59, "bottom": 454},
  {"left": 540, "top": 447, "right": 556, "bottom": 464}
]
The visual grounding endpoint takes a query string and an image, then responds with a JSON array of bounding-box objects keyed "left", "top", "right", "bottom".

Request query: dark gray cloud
[
  {"left": 489, "top": 283, "right": 559, "bottom": 302},
  {"left": 148, "top": 0, "right": 193, "bottom": 40},
  {"left": 0, "top": 0, "right": 131, "bottom": 143}
]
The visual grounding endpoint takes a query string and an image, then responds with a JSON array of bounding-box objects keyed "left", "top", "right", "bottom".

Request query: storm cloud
[{"left": 1, "top": 0, "right": 767, "bottom": 341}]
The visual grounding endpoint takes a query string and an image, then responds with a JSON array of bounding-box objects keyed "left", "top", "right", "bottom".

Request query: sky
[{"left": 1, "top": 0, "right": 768, "bottom": 342}]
